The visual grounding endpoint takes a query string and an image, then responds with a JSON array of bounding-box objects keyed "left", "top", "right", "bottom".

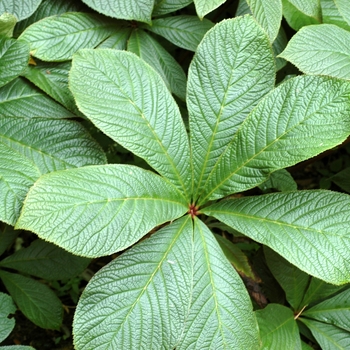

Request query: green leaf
[
  {"left": 82, "top": 0, "right": 154, "bottom": 24},
  {"left": 0, "top": 224, "right": 18, "bottom": 257},
  {"left": 272, "top": 27, "right": 288, "bottom": 72},
  {"left": 201, "top": 76, "right": 350, "bottom": 202},
  {"left": 246, "top": 0, "right": 282, "bottom": 42},
  {"left": 16, "top": 165, "right": 188, "bottom": 257},
  {"left": 236, "top": 0, "right": 252, "bottom": 16},
  {"left": 0, "top": 239, "right": 90, "bottom": 280},
  {"left": 153, "top": 0, "right": 193, "bottom": 16},
  {"left": 259, "top": 169, "right": 297, "bottom": 192},
  {"left": 194, "top": 0, "right": 227, "bottom": 18},
  {"left": 69, "top": 49, "right": 192, "bottom": 198},
  {"left": 96, "top": 27, "right": 131, "bottom": 49},
  {"left": 18, "top": 12, "right": 116, "bottom": 61},
  {"left": 321, "top": 0, "right": 350, "bottom": 31},
  {"left": 146, "top": 15, "right": 214, "bottom": 52},
  {"left": 0, "top": 346, "right": 36, "bottom": 350},
  {"left": 264, "top": 247, "right": 310, "bottom": 310},
  {"left": 0, "top": 13, "right": 17, "bottom": 37},
  {"left": 331, "top": 167, "right": 350, "bottom": 193},
  {"left": 0, "top": 292, "right": 16, "bottom": 343},
  {"left": 188, "top": 16, "right": 275, "bottom": 201},
  {"left": 0, "top": 78, "right": 75, "bottom": 118},
  {"left": 74, "top": 217, "right": 193, "bottom": 349},
  {"left": 0, "top": 36, "right": 29, "bottom": 88},
  {"left": 0, "top": 116, "right": 106, "bottom": 174},
  {"left": 282, "top": 0, "right": 321, "bottom": 30},
  {"left": 303, "top": 288, "right": 350, "bottom": 331},
  {"left": 299, "top": 318, "right": 350, "bottom": 350},
  {"left": 177, "top": 218, "right": 259, "bottom": 349},
  {"left": 301, "top": 341, "right": 314, "bottom": 350},
  {"left": 0, "top": 270, "right": 63, "bottom": 330},
  {"left": 334, "top": 0, "right": 350, "bottom": 25},
  {"left": 203, "top": 190, "right": 350, "bottom": 284},
  {"left": 0, "top": 0, "right": 42, "bottom": 21},
  {"left": 256, "top": 304, "right": 301, "bottom": 350},
  {"left": 280, "top": 24, "right": 350, "bottom": 80}
]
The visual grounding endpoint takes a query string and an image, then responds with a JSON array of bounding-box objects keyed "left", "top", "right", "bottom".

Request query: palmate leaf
[
  {"left": 203, "top": 191, "right": 350, "bottom": 284},
  {"left": 0, "top": 0, "right": 41, "bottom": 21},
  {"left": 69, "top": 49, "right": 192, "bottom": 199},
  {"left": 16, "top": 165, "right": 188, "bottom": 257},
  {"left": 194, "top": 0, "right": 227, "bottom": 18},
  {"left": 188, "top": 16, "right": 275, "bottom": 201},
  {"left": 200, "top": 75, "right": 350, "bottom": 203},
  {"left": 153, "top": 0, "right": 193, "bottom": 16},
  {"left": 18, "top": 12, "right": 116, "bottom": 61}
]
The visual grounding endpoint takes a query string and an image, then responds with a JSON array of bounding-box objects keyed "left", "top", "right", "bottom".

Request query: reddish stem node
[{"left": 188, "top": 204, "right": 199, "bottom": 218}]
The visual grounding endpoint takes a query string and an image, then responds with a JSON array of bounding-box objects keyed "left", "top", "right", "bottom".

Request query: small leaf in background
[
  {"left": 146, "top": 16, "right": 214, "bottom": 52},
  {"left": 19, "top": 12, "right": 117, "bottom": 61},
  {"left": 272, "top": 27, "right": 288, "bottom": 71},
  {"left": 0, "top": 292, "right": 16, "bottom": 343},
  {"left": 321, "top": 0, "right": 350, "bottom": 31},
  {"left": 0, "top": 270, "right": 63, "bottom": 330},
  {"left": 0, "top": 13, "right": 17, "bottom": 37},
  {"left": 82, "top": 0, "right": 154, "bottom": 24},
  {"left": 330, "top": 167, "right": 350, "bottom": 193},
  {"left": 0, "top": 36, "right": 29, "bottom": 88},
  {"left": 0, "top": 78, "right": 76, "bottom": 118},
  {"left": 194, "top": 0, "right": 227, "bottom": 18},
  {"left": 0, "top": 224, "right": 18, "bottom": 257},
  {"left": 0, "top": 0, "right": 42, "bottom": 21},
  {"left": 299, "top": 318, "right": 350, "bottom": 350},
  {"left": 0, "top": 239, "right": 90, "bottom": 280},
  {"left": 259, "top": 169, "right": 297, "bottom": 192},
  {"left": 280, "top": 24, "right": 350, "bottom": 79},
  {"left": 128, "top": 29, "right": 186, "bottom": 100},
  {"left": 282, "top": 0, "right": 321, "bottom": 30},
  {"left": 96, "top": 27, "right": 131, "bottom": 49},
  {"left": 153, "top": 0, "right": 193, "bottom": 16},
  {"left": 256, "top": 304, "right": 302, "bottom": 350}
]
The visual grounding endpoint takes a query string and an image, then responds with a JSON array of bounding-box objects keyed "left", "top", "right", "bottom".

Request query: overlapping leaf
[
  {"left": 19, "top": 12, "right": 116, "bottom": 61},
  {"left": 203, "top": 191, "right": 350, "bottom": 284},
  {"left": 16, "top": 165, "right": 188, "bottom": 257},
  {"left": 96, "top": 27, "right": 131, "bottom": 49},
  {"left": 0, "top": 0, "right": 42, "bottom": 21},
  {"left": 153, "top": 0, "right": 193, "bottom": 16},
  {"left": 321, "top": 0, "right": 350, "bottom": 31},
  {"left": 188, "top": 16, "right": 275, "bottom": 200},
  {"left": 69, "top": 49, "right": 191, "bottom": 198},
  {"left": 0, "top": 13, "right": 17, "bottom": 37},
  {"left": 194, "top": 0, "right": 227, "bottom": 18},
  {"left": 334, "top": 0, "right": 350, "bottom": 25},
  {"left": 0, "top": 292, "right": 16, "bottom": 343},
  {"left": 201, "top": 76, "right": 350, "bottom": 202},
  {"left": 259, "top": 169, "right": 297, "bottom": 192}
]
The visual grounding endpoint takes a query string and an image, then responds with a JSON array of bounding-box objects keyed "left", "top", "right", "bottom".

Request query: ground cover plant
[{"left": 1, "top": 0, "right": 350, "bottom": 349}]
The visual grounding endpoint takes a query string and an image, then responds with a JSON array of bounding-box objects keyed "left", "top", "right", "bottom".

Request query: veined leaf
[
  {"left": 299, "top": 318, "right": 350, "bottom": 350},
  {"left": 0, "top": 0, "right": 41, "bottom": 21},
  {"left": 188, "top": 16, "right": 275, "bottom": 201},
  {"left": 16, "top": 165, "right": 188, "bottom": 257},
  {"left": 246, "top": 0, "right": 282, "bottom": 42},
  {"left": 73, "top": 217, "right": 193, "bottom": 349},
  {"left": 69, "top": 49, "right": 192, "bottom": 199},
  {"left": 284, "top": 0, "right": 321, "bottom": 18},
  {"left": 0, "top": 270, "right": 63, "bottom": 330},
  {"left": 0, "top": 239, "right": 90, "bottom": 280},
  {"left": 81, "top": 0, "right": 154, "bottom": 24},
  {"left": 303, "top": 288, "right": 350, "bottom": 331},
  {"left": 96, "top": 27, "right": 131, "bottom": 49},
  {"left": 0, "top": 13, "right": 17, "bottom": 37},
  {"left": 256, "top": 304, "right": 301, "bottom": 350},
  {"left": 334, "top": 0, "right": 350, "bottom": 25},
  {"left": 153, "top": 0, "right": 193, "bottom": 16},
  {"left": 0, "top": 292, "right": 16, "bottom": 343},
  {"left": 321, "top": 0, "right": 350, "bottom": 31},
  {"left": 201, "top": 76, "right": 350, "bottom": 202},
  {"left": 147, "top": 16, "right": 214, "bottom": 52},
  {"left": 194, "top": 0, "right": 227, "bottom": 18},
  {"left": 177, "top": 218, "right": 259, "bottom": 349},
  {"left": 0, "top": 36, "right": 29, "bottom": 88},
  {"left": 18, "top": 12, "right": 116, "bottom": 61},
  {"left": 280, "top": 24, "right": 350, "bottom": 80},
  {"left": 127, "top": 29, "right": 186, "bottom": 100},
  {"left": 236, "top": 0, "right": 251, "bottom": 16},
  {"left": 259, "top": 169, "right": 297, "bottom": 192},
  {"left": 203, "top": 191, "right": 350, "bottom": 284},
  {"left": 272, "top": 27, "right": 288, "bottom": 71},
  {"left": 0, "top": 78, "right": 75, "bottom": 118}
]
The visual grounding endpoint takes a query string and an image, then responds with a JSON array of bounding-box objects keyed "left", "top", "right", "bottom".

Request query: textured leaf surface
[
  {"left": 246, "top": 0, "right": 282, "bottom": 42},
  {"left": 188, "top": 16, "right": 275, "bottom": 200},
  {"left": 201, "top": 76, "right": 350, "bottom": 202},
  {"left": 153, "top": 0, "right": 193, "bottom": 16},
  {"left": 0, "top": 36, "right": 29, "bottom": 88},
  {"left": 300, "top": 318, "right": 350, "bottom": 350},
  {"left": 16, "top": 165, "right": 188, "bottom": 257},
  {"left": 96, "top": 27, "right": 131, "bottom": 49},
  {"left": 259, "top": 169, "right": 297, "bottom": 192},
  {"left": 82, "top": 0, "right": 154, "bottom": 23},
  {"left": 0, "top": 0, "right": 41, "bottom": 21},
  {"left": 0, "top": 292, "right": 16, "bottom": 343},
  {"left": 147, "top": 16, "right": 214, "bottom": 51},
  {"left": 280, "top": 24, "right": 350, "bottom": 79},
  {"left": 74, "top": 217, "right": 193, "bottom": 350},
  {"left": 303, "top": 288, "right": 350, "bottom": 331},
  {"left": 321, "top": 0, "right": 350, "bottom": 31},
  {"left": 194, "top": 0, "right": 227, "bottom": 18},
  {"left": 272, "top": 27, "right": 287, "bottom": 71},
  {"left": 256, "top": 304, "right": 301, "bottom": 350},
  {"left": 0, "top": 13, "right": 17, "bottom": 37},
  {"left": 203, "top": 191, "right": 350, "bottom": 284},
  {"left": 19, "top": 12, "right": 116, "bottom": 61},
  {"left": 70, "top": 49, "right": 191, "bottom": 198},
  {"left": 0, "top": 78, "right": 75, "bottom": 118},
  {"left": 0, "top": 239, "right": 90, "bottom": 280},
  {"left": 0, "top": 270, "right": 63, "bottom": 330},
  {"left": 334, "top": 0, "right": 350, "bottom": 25},
  {"left": 285, "top": 0, "right": 321, "bottom": 17},
  {"left": 177, "top": 218, "right": 259, "bottom": 349},
  {"left": 128, "top": 29, "right": 186, "bottom": 100}
]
